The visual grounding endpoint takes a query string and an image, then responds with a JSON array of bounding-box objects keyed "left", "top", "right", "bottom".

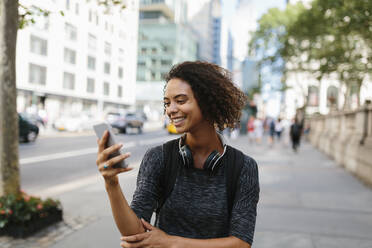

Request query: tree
[
  {"left": 286, "top": 0, "right": 372, "bottom": 109},
  {"left": 0, "top": 0, "right": 126, "bottom": 197},
  {"left": 250, "top": 0, "right": 372, "bottom": 113},
  {"left": 0, "top": 0, "right": 20, "bottom": 196},
  {"left": 248, "top": 3, "right": 307, "bottom": 106}
]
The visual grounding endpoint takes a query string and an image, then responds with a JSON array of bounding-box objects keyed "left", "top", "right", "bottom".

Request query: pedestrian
[
  {"left": 268, "top": 118, "right": 275, "bottom": 145},
  {"left": 254, "top": 117, "right": 264, "bottom": 144},
  {"left": 96, "top": 61, "right": 260, "bottom": 248},
  {"left": 247, "top": 116, "right": 255, "bottom": 144},
  {"left": 290, "top": 118, "right": 303, "bottom": 152},
  {"left": 275, "top": 118, "right": 284, "bottom": 141}
]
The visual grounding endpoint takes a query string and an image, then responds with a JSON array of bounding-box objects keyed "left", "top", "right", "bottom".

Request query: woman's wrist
[
  {"left": 104, "top": 177, "right": 119, "bottom": 188},
  {"left": 169, "top": 235, "right": 183, "bottom": 248}
]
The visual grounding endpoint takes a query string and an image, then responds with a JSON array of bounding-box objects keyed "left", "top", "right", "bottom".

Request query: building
[
  {"left": 135, "top": 0, "right": 198, "bottom": 120},
  {"left": 188, "top": 0, "right": 222, "bottom": 65},
  {"left": 283, "top": 0, "right": 372, "bottom": 119},
  {"left": 241, "top": 58, "right": 259, "bottom": 93},
  {"left": 16, "top": 0, "right": 139, "bottom": 125},
  {"left": 226, "top": 30, "right": 234, "bottom": 71}
]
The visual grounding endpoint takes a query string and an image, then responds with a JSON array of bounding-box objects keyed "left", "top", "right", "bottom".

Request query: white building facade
[
  {"left": 16, "top": 0, "right": 139, "bottom": 124},
  {"left": 188, "top": 0, "right": 222, "bottom": 64},
  {"left": 284, "top": 71, "right": 372, "bottom": 119},
  {"left": 283, "top": 0, "right": 372, "bottom": 119}
]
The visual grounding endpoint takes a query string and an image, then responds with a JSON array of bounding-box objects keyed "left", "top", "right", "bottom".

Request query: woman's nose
[{"left": 167, "top": 102, "right": 178, "bottom": 115}]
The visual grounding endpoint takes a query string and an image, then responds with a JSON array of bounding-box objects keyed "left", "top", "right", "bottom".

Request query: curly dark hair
[{"left": 164, "top": 61, "right": 247, "bottom": 130}]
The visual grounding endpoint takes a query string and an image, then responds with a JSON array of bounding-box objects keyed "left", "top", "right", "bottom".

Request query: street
[{"left": 20, "top": 129, "right": 177, "bottom": 195}]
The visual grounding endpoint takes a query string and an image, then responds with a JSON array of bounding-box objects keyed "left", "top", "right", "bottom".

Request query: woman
[{"left": 96, "top": 61, "right": 260, "bottom": 248}]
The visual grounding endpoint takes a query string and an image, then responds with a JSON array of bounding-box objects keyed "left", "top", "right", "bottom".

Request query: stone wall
[{"left": 306, "top": 104, "right": 372, "bottom": 186}]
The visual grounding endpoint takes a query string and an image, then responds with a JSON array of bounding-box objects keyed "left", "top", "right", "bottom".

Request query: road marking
[
  {"left": 20, "top": 137, "right": 170, "bottom": 165},
  {"left": 31, "top": 163, "right": 140, "bottom": 197}
]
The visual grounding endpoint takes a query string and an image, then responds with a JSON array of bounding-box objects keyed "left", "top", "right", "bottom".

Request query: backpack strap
[
  {"left": 155, "top": 138, "right": 180, "bottom": 226},
  {"left": 155, "top": 140, "right": 244, "bottom": 226},
  {"left": 225, "top": 146, "right": 244, "bottom": 220}
]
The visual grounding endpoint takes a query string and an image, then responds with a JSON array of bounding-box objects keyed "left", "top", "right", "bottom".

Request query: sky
[{"left": 220, "top": 0, "right": 287, "bottom": 117}]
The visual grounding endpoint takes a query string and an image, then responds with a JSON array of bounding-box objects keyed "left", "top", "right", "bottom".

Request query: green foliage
[
  {"left": 250, "top": 0, "right": 372, "bottom": 109},
  {"left": 0, "top": 191, "right": 62, "bottom": 228},
  {"left": 18, "top": 4, "right": 50, "bottom": 29},
  {"left": 18, "top": 0, "right": 126, "bottom": 29},
  {"left": 248, "top": 3, "right": 305, "bottom": 79}
]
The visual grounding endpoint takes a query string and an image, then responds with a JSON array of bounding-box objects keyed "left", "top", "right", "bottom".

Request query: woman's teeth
[{"left": 173, "top": 117, "right": 185, "bottom": 124}]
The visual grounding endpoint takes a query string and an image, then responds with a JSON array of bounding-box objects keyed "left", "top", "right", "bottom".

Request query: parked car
[
  {"left": 19, "top": 113, "right": 39, "bottom": 142},
  {"left": 20, "top": 112, "right": 45, "bottom": 127},
  {"left": 106, "top": 112, "right": 144, "bottom": 134}
]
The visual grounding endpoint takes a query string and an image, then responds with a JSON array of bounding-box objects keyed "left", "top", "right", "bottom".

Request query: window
[
  {"left": 95, "top": 13, "right": 99, "bottom": 25},
  {"left": 88, "top": 33, "right": 97, "bottom": 50},
  {"left": 151, "top": 48, "right": 157, "bottom": 54},
  {"left": 137, "top": 73, "right": 145, "bottom": 81},
  {"left": 141, "top": 48, "right": 146, "bottom": 54},
  {"left": 65, "top": 23, "right": 77, "bottom": 41},
  {"left": 75, "top": 3, "right": 79, "bottom": 15},
  {"left": 87, "top": 56, "right": 96, "bottom": 70},
  {"left": 119, "top": 30, "right": 126, "bottom": 39},
  {"left": 64, "top": 48, "right": 76, "bottom": 64},
  {"left": 118, "top": 85, "right": 122, "bottom": 98},
  {"left": 103, "top": 82, "right": 110, "bottom": 96},
  {"left": 30, "top": 35, "right": 47, "bottom": 56},
  {"left": 118, "top": 48, "right": 124, "bottom": 61},
  {"left": 138, "top": 61, "right": 146, "bottom": 66},
  {"left": 161, "top": 59, "right": 171, "bottom": 66},
  {"left": 33, "top": 13, "right": 49, "bottom": 30},
  {"left": 104, "top": 42, "right": 111, "bottom": 56},
  {"left": 66, "top": 0, "right": 70, "bottom": 10},
  {"left": 104, "top": 62, "right": 111, "bottom": 74},
  {"left": 29, "top": 64, "right": 46, "bottom": 85},
  {"left": 63, "top": 72, "right": 75, "bottom": 90},
  {"left": 308, "top": 86, "right": 319, "bottom": 107},
  {"left": 87, "top": 78, "right": 95, "bottom": 93},
  {"left": 118, "top": 67, "right": 123, "bottom": 78},
  {"left": 327, "top": 86, "right": 338, "bottom": 107},
  {"left": 88, "top": 9, "right": 92, "bottom": 22},
  {"left": 151, "top": 59, "right": 156, "bottom": 65}
]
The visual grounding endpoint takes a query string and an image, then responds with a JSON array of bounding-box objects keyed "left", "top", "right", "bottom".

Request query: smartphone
[{"left": 93, "top": 122, "right": 128, "bottom": 168}]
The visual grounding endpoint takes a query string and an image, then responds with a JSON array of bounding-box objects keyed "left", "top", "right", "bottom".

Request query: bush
[{"left": 0, "top": 190, "right": 62, "bottom": 230}]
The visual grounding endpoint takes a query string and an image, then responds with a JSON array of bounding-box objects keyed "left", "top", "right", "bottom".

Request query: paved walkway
[{"left": 2, "top": 135, "right": 372, "bottom": 247}]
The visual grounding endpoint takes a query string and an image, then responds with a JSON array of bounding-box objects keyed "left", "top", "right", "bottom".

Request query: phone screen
[{"left": 93, "top": 123, "right": 128, "bottom": 168}]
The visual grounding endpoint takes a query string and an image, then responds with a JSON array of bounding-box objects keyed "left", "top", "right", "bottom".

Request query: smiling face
[{"left": 164, "top": 78, "right": 208, "bottom": 133}]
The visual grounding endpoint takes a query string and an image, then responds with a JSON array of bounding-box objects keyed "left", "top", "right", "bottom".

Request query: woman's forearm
[
  {"left": 172, "top": 235, "right": 251, "bottom": 248},
  {"left": 105, "top": 181, "right": 145, "bottom": 236}
]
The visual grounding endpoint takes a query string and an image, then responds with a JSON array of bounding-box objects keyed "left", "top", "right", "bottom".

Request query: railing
[{"left": 306, "top": 103, "right": 372, "bottom": 186}]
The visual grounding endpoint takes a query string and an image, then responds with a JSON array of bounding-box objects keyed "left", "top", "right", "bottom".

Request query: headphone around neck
[{"left": 178, "top": 137, "right": 225, "bottom": 171}]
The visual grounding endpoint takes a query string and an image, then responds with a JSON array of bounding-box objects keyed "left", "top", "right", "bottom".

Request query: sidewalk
[{"left": 2, "top": 135, "right": 372, "bottom": 247}]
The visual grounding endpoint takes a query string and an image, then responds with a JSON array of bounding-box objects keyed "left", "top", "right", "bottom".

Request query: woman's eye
[
  {"left": 177, "top": 100, "right": 185, "bottom": 104},
  {"left": 164, "top": 102, "right": 170, "bottom": 107}
]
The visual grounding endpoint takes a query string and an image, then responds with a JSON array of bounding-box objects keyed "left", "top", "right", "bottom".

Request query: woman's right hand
[{"left": 96, "top": 130, "right": 132, "bottom": 185}]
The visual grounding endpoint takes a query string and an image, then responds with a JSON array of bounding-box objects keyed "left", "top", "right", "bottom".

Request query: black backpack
[{"left": 155, "top": 138, "right": 244, "bottom": 226}]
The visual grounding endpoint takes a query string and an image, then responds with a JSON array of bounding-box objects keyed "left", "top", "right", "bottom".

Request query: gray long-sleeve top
[{"left": 130, "top": 145, "right": 260, "bottom": 245}]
